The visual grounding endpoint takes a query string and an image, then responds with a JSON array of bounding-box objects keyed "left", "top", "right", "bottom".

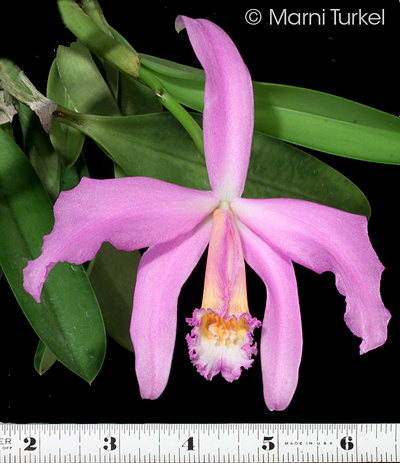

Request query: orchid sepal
[{"left": 176, "top": 15, "right": 254, "bottom": 201}]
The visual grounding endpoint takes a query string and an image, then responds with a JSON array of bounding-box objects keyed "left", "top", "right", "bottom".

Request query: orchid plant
[
  {"left": 18, "top": 15, "right": 390, "bottom": 411},
  {"left": 0, "top": 0, "right": 397, "bottom": 414}
]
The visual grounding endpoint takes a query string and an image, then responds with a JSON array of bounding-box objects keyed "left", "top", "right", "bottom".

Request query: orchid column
[{"left": 23, "top": 16, "right": 390, "bottom": 412}]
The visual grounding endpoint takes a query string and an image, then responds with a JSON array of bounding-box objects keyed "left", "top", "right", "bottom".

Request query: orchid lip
[
  {"left": 200, "top": 209, "right": 249, "bottom": 318},
  {"left": 186, "top": 308, "right": 261, "bottom": 382},
  {"left": 185, "top": 208, "right": 261, "bottom": 382}
]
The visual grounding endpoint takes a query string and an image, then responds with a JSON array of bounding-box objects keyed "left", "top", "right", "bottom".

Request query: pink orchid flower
[{"left": 23, "top": 16, "right": 390, "bottom": 411}]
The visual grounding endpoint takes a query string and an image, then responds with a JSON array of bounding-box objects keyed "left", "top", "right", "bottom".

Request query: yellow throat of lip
[{"left": 199, "top": 311, "right": 251, "bottom": 345}]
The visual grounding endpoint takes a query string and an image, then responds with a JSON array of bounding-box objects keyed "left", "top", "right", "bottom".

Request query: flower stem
[{"left": 138, "top": 66, "right": 204, "bottom": 157}]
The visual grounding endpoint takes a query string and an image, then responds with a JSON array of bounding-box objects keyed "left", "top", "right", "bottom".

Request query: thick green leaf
[
  {"left": 245, "top": 131, "right": 370, "bottom": 217},
  {"left": 0, "top": 129, "right": 106, "bottom": 383},
  {"left": 19, "top": 104, "right": 90, "bottom": 199},
  {"left": 78, "top": 0, "right": 139, "bottom": 56},
  {"left": 55, "top": 41, "right": 121, "bottom": 116},
  {"left": 34, "top": 339, "right": 58, "bottom": 375},
  {"left": 57, "top": 0, "right": 140, "bottom": 78},
  {"left": 18, "top": 104, "right": 60, "bottom": 203},
  {"left": 53, "top": 111, "right": 370, "bottom": 217},
  {"left": 47, "top": 60, "right": 85, "bottom": 168},
  {"left": 60, "top": 153, "right": 90, "bottom": 192},
  {"left": 0, "top": 121, "right": 15, "bottom": 139},
  {"left": 48, "top": 40, "right": 122, "bottom": 168},
  {"left": 79, "top": 0, "right": 115, "bottom": 37},
  {"left": 140, "top": 55, "right": 205, "bottom": 111},
  {"left": 140, "top": 54, "right": 400, "bottom": 164},
  {"left": 117, "top": 73, "right": 162, "bottom": 116},
  {"left": 252, "top": 83, "right": 400, "bottom": 165},
  {"left": 89, "top": 242, "right": 140, "bottom": 352},
  {"left": 55, "top": 110, "right": 208, "bottom": 189}
]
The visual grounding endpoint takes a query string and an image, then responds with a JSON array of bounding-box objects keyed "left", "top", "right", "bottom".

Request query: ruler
[{"left": 0, "top": 423, "right": 398, "bottom": 462}]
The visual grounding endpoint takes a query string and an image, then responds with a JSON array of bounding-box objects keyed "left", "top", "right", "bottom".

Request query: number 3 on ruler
[{"left": 103, "top": 437, "right": 117, "bottom": 451}]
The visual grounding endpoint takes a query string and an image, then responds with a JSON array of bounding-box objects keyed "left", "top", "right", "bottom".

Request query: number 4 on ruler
[{"left": 182, "top": 436, "right": 195, "bottom": 451}]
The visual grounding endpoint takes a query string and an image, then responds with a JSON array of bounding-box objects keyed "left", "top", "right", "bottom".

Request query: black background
[{"left": 1, "top": 1, "right": 399, "bottom": 424}]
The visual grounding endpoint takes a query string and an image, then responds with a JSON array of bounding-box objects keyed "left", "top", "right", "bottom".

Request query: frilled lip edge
[{"left": 185, "top": 308, "right": 262, "bottom": 382}]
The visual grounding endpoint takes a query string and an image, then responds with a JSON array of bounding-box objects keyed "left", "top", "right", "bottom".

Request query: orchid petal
[
  {"left": 232, "top": 197, "right": 391, "bottom": 354},
  {"left": 23, "top": 176, "right": 218, "bottom": 302},
  {"left": 176, "top": 16, "right": 254, "bottom": 201},
  {"left": 131, "top": 216, "right": 213, "bottom": 399},
  {"left": 236, "top": 218, "right": 302, "bottom": 411}
]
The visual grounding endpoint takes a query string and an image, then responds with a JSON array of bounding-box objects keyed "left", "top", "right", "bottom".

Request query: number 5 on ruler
[{"left": 262, "top": 436, "right": 275, "bottom": 451}]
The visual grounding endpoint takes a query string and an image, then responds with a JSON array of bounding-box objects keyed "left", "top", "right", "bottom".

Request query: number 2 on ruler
[{"left": 23, "top": 438, "right": 37, "bottom": 452}]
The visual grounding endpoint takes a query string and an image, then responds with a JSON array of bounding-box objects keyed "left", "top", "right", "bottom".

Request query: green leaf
[
  {"left": 48, "top": 40, "right": 122, "bottom": 168},
  {"left": 89, "top": 242, "right": 140, "bottom": 352},
  {"left": 34, "top": 339, "right": 58, "bottom": 375},
  {"left": 79, "top": 0, "right": 115, "bottom": 37},
  {"left": 57, "top": 0, "right": 140, "bottom": 78},
  {"left": 55, "top": 41, "right": 121, "bottom": 116},
  {"left": 140, "top": 54, "right": 400, "bottom": 164},
  {"left": 18, "top": 104, "right": 60, "bottom": 203},
  {"left": 0, "top": 129, "right": 106, "bottom": 383},
  {"left": 55, "top": 4, "right": 204, "bottom": 155},
  {"left": 79, "top": 0, "right": 138, "bottom": 55},
  {"left": 0, "top": 120, "right": 16, "bottom": 140},
  {"left": 140, "top": 54, "right": 205, "bottom": 111},
  {"left": 47, "top": 60, "right": 85, "bottom": 168},
  {"left": 53, "top": 12, "right": 160, "bottom": 116},
  {"left": 245, "top": 131, "right": 370, "bottom": 217},
  {"left": 18, "top": 104, "right": 90, "bottom": 200},
  {"left": 53, "top": 110, "right": 370, "bottom": 217},
  {"left": 117, "top": 73, "right": 162, "bottom": 116},
  {"left": 55, "top": 110, "right": 208, "bottom": 189},
  {"left": 60, "top": 153, "right": 90, "bottom": 192},
  {"left": 252, "top": 83, "right": 400, "bottom": 165}
]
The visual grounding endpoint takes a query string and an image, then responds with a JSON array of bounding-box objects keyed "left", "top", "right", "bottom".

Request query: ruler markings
[{"left": 1, "top": 424, "right": 400, "bottom": 462}]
